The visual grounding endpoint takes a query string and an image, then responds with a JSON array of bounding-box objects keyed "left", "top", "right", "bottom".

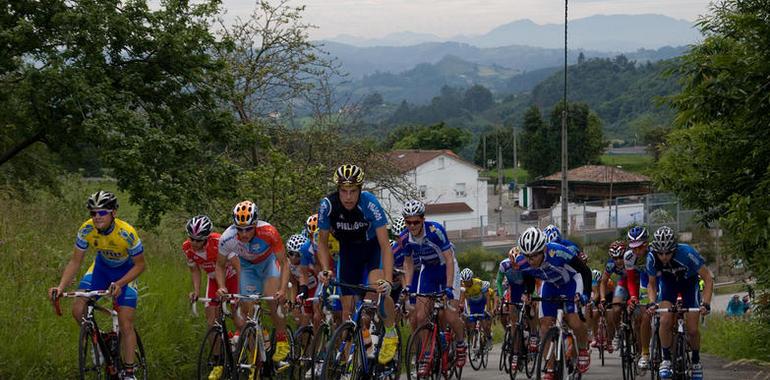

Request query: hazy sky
[{"left": 219, "top": 0, "right": 713, "bottom": 39}]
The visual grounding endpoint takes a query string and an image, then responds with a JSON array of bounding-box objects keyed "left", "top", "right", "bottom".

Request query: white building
[{"left": 378, "top": 149, "right": 488, "bottom": 233}]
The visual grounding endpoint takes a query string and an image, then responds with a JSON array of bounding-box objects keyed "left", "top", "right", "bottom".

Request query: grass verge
[{"left": 701, "top": 313, "right": 770, "bottom": 363}]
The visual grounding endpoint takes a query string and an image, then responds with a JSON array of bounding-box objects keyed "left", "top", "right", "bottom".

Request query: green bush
[{"left": 701, "top": 313, "right": 770, "bottom": 363}]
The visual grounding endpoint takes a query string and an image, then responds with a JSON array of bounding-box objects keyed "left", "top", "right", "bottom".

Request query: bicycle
[
  {"left": 466, "top": 312, "right": 491, "bottom": 371},
  {"left": 531, "top": 296, "right": 584, "bottom": 380},
  {"left": 593, "top": 302, "right": 609, "bottom": 367},
  {"left": 498, "top": 303, "right": 512, "bottom": 373},
  {"left": 52, "top": 289, "right": 147, "bottom": 380},
  {"left": 193, "top": 296, "right": 238, "bottom": 380},
  {"left": 405, "top": 292, "right": 463, "bottom": 380},
  {"left": 232, "top": 293, "right": 295, "bottom": 380},
  {"left": 320, "top": 281, "right": 401, "bottom": 380},
  {"left": 611, "top": 302, "right": 640, "bottom": 380},
  {"left": 294, "top": 287, "right": 341, "bottom": 380},
  {"left": 505, "top": 301, "right": 538, "bottom": 380},
  {"left": 650, "top": 301, "right": 701, "bottom": 380}
]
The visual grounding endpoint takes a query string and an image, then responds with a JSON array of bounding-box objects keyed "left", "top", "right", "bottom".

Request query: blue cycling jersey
[
  {"left": 645, "top": 243, "right": 704, "bottom": 282},
  {"left": 391, "top": 239, "right": 406, "bottom": 268},
  {"left": 516, "top": 242, "right": 580, "bottom": 287},
  {"left": 498, "top": 258, "right": 526, "bottom": 287},
  {"left": 557, "top": 237, "right": 581, "bottom": 256},
  {"left": 318, "top": 191, "right": 388, "bottom": 243},
  {"left": 604, "top": 258, "right": 626, "bottom": 278},
  {"left": 299, "top": 238, "right": 316, "bottom": 267},
  {"left": 399, "top": 221, "right": 452, "bottom": 266}
]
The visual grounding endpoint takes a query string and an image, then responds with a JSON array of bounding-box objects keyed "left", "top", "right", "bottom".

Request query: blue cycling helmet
[
  {"left": 543, "top": 224, "right": 561, "bottom": 243},
  {"left": 627, "top": 226, "right": 648, "bottom": 248}
]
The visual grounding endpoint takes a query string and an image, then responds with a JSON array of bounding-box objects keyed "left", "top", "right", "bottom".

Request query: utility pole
[
  {"left": 512, "top": 124, "right": 517, "bottom": 170},
  {"left": 498, "top": 140, "right": 504, "bottom": 227},
  {"left": 483, "top": 134, "right": 487, "bottom": 170},
  {"left": 560, "top": 0, "right": 569, "bottom": 233}
]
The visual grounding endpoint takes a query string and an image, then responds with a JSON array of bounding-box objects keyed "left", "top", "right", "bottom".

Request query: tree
[
  {"left": 463, "top": 84, "right": 494, "bottom": 113},
  {"left": 519, "top": 103, "right": 606, "bottom": 178},
  {"left": 388, "top": 122, "right": 471, "bottom": 153},
  {"left": 0, "top": 0, "right": 234, "bottom": 226},
  {"left": 654, "top": 0, "right": 770, "bottom": 307}
]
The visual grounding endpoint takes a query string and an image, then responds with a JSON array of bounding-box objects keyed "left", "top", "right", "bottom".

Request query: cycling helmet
[
  {"left": 627, "top": 226, "right": 649, "bottom": 248},
  {"left": 232, "top": 200, "right": 258, "bottom": 226},
  {"left": 389, "top": 239, "right": 397, "bottom": 247},
  {"left": 651, "top": 226, "right": 677, "bottom": 253},
  {"left": 402, "top": 199, "right": 426, "bottom": 217},
  {"left": 592, "top": 269, "right": 602, "bottom": 283},
  {"left": 543, "top": 224, "right": 561, "bottom": 243},
  {"left": 482, "top": 281, "right": 490, "bottom": 291},
  {"left": 306, "top": 214, "right": 319, "bottom": 235},
  {"left": 608, "top": 240, "right": 626, "bottom": 258},
  {"left": 508, "top": 246, "right": 520, "bottom": 259},
  {"left": 186, "top": 215, "right": 213, "bottom": 240},
  {"left": 333, "top": 164, "right": 365, "bottom": 186},
  {"left": 286, "top": 234, "right": 308, "bottom": 253},
  {"left": 390, "top": 215, "right": 406, "bottom": 236},
  {"left": 460, "top": 268, "right": 474, "bottom": 282},
  {"left": 87, "top": 190, "right": 118, "bottom": 210},
  {"left": 518, "top": 227, "right": 547, "bottom": 255}
]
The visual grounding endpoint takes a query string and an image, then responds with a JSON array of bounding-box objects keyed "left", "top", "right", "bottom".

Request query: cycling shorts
[
  {"left": 508, "top": 285, "right": 525, "bottom": 304},
  {"left": 658, "top": 276, "right": 700, "bottom": 308},
  {"left": 414, "top": 263, "right": 461, "bottom": 300},
  {"left": 78, "top": 260, "right": 138, "bottom": 308},
  {"left": 337, "top": 239, "right": 381, "bottom": 296},
  {"left": 539, "top": 279, "right": 578, "bottom": 318},
  {"left": 239, "top": 254, "right": 280, "bottom": 295},
  {"left": 206, "top": 275, "right": 239, "bottom": 307},
  {"left": 466, "top": 298, "right": 488, "bottom": 316}
]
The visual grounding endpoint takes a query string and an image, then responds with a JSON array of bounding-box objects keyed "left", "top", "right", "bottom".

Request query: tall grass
[
  {"left": 0, "top": 178, "right": 207, "bottom": 378},
  {"left": 701, "top": 313, "right": 770, "bottom": 363}
]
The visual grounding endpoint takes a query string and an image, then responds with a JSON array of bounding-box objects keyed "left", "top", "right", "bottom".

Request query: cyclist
[
  {"left": 516, "top": 227, "right": 592, "bottom": 378},
  {"left": 316, "top": 164, "right": 399, "bottom": 365},
  {"left": 587, "top": 269, "right": 603, "bottom": 348},
  {"left": 305, "top": 214, "right": 318, "bottom": 241},
  {"left": 624, "top": 226, "right": 654, "bottom": 369},
  {"left": 398, "top": 199, "right": 465, "bottom": 369},
  {"left": 497, "top": 246, "right": 538, "bottom": 368},
  {"left": 48, "top": 191, "right": 146, "bottom": 380},
  {"left": 544, "top": 224, "right": 587, "bottom": 262},
  {"left": 459, "top": 269, "right": 492, "bottom": 359},
  {"left": 388, "top": 216, "right": 408, "bottom": 315},
  {"left": 646, "top": 226, "right": 713, "bottom": 380},
  {"left": 597, "top": 240, "right": 628, "bottom": 352},
  {"left": 286, "top": 234, "right": 318, "bottom": 327},
  {"left": 215, "top": 200, "right": 291, "bottom": 365}
]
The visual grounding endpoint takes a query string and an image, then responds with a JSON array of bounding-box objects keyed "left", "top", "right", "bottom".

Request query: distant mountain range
[{"left": 326, "top": 14, "right": 701, "bottom": 51}]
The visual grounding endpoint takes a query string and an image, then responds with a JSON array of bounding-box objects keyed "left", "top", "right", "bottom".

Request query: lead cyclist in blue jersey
[
  {"left": 544, "top": 224, "right": 587, "bottom": 262},
  {"left": 516, "top": 227, "right": 593, "bottom": 378},
  {"left": 316, "top": 164, "right": 398, "bottom": 365},
  {"left": 645, "top": 226, "right": 713, "bottom": 380}
]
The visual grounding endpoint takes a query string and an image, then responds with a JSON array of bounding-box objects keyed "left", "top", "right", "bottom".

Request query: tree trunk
[{"left": 0, "top": 129, "right": 46, "bottom": 166}]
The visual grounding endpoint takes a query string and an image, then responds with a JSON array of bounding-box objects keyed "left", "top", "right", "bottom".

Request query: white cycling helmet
[
  {"left": 390, "top": 215, "right": 406, "bottom": 235},
  {"left": 286, "top": 234, "right": 308, "bottom": 253},
  {"left": 518, "top": 227, "right": 548, "bottom": 255},
  {"left": 402, "top": 199, "right": 426, "bottom": 217},
  {"left": 460, "top": 268, "right": 474, "bottom": 282},
  {"left": 592, "top": 269, "right": 602, "bottom": 283}
]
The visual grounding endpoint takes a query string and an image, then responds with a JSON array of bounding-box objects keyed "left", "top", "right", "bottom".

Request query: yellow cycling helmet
[{"left": 333, "top": 164, "right": 364, "bottom": 186}]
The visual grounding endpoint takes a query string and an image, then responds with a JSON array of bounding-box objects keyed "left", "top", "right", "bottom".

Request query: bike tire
[
  {"left": 235, "top": 325, "right": 261, "bottom": 380},
  {"left": 133, "top": 329, "right": 148, "bottom": 380},
  {"left": 467, "top": 328, "right": 482, "bottom": 371},
  {"left": 673, "top": 333, "right": 690, "bottom": 380},
  {"left": 507, "top": 325, "right": 522, "bottom": 380},
  {"left": 649, "top": 328, "right": 662, "bottom": 380},
  {"left": 311, "top": 324, "right": 331, "bottom": 380},
  {"left": 321, "top": 321, "right": 358, "bottom": 380},
  {"left": 622, "top": 326, "right": 636, "bottom": 380},
  {"left": 597, "top": 318, "right": 607, "bottom": 367},
  {"left": 524, "top": 328, "right": 537, "bottom": 379},
  {"left": 535, "top": 327, "right": 563, "bottom": 380},
  {"left": 78, "top": 324, "right": 104, "bottom": 380},
  {"left": 294, "top": 326, "right": 314, "bottom": 380},
  {"left": 197, "top": 326, "right": 225, "bottom": 380},
  {"left": 405, "top": 323, "right": 439, "bottom": 380},
  {"left": 500, "top": 327, "right": 510, "bottom": 372}
]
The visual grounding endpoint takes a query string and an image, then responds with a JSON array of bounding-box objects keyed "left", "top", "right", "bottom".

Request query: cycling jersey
[
  {"left": 218, "top": 221, "right": 283, "bottom": 264},
  {"left": 75, "top": 218, "right": 144, "bottom": 268},
  {"left": 318, "top": 191, "right": 387, "bottom": 243},
  {"left": 556, "top": 237, "right": 581, "bottom": 256},
  {"left": 399, "top": 221, "right": 452, "bottom": 266},
  {"left": 497, "top": 257, "right": 529, "bottom": 303},
  {"left": 464, "top": 278, "right": 486, "bottom": 302},
  {"left": 623, "top": 248, "right": 650, "bottom": 299},
  {"left": 646, "top": 243, "right": 705, "bottom": 307},
  {"left": 182, "top": 233, "right": 237, "bottom": 279},
  {"left": 391, "top": 239, "right": 406, "bottom": 268}
]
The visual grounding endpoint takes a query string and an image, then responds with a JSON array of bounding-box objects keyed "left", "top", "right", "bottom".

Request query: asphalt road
[{"left": 458, "top": 342, "right": 770, "bottom": 380}]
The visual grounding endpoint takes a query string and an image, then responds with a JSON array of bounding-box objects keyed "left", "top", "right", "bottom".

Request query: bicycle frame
[
  {"left": 233, "top": 294, "right": 282, "bottom": 372},
  {"left": 532, "top": 296, "right": 585, "bottom": 379},
  {"left": 655, "top": 304, "right": 701, "bottom": 379}
]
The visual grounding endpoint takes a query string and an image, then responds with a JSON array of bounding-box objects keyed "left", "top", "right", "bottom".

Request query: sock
[
  {"left": 692, "top": 350, "right": 699, "bottom": 364},
  {"left": 662, "top": 347, "right": 671, "bottom": 361}
]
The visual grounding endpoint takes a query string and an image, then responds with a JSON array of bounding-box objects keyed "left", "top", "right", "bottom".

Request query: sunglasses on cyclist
[
  {"left": 190, "top": 237, "right": 207, "bottom": 243},
  {"left": 287, "top": 250, "right": 300, "bottom": 258},
  {"left": 656, "top": 250, "right": 674, "bottom": 256},
  {"left": 89, "top": 210, "right": 111, "bottom": 217},
  {"left": 235, "top": 225, "right": 255, "bottom": 232},
  {"left": 524, "top": 251, "right": 544, "bottom": 258},
  {"left": 405, "top": 220, "right": 422, "bottom": 226}
]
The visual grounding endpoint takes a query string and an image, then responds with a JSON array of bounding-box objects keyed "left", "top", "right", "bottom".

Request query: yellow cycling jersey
[
  {"left": 75, "top": 218, "right": 144, "bottom": 268},
  {"left": 313, "top": 229, "right": 340, "bottom": 256},
  {"left": 463, "top": 278, "right": 486, "bottom": 302}
]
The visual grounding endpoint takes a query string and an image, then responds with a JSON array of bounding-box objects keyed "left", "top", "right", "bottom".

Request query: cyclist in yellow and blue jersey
[
  {"left": 459, "top": 269, "right": 493, "bottom": 349},
  {"left": 49, "top": 191, "right": 146, "bottom": 380}
]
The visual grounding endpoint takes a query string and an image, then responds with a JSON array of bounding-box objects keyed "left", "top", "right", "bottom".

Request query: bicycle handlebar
[{"left": 656, "top": 307, "right": 701, "bottom": 313}]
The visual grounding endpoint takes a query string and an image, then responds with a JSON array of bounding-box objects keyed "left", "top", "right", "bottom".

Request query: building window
[
  {"left": 419, "top": 185, "right": 427, "bottom": 198},
  {"left": 438, "top": 157, "right": 445, "bottom": 169},
  {"left": 454, "top": 183, "right": 466, "bottom": 197}
]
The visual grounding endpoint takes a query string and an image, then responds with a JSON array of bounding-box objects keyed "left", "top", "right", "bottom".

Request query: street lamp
[{"left": 608, "top": 165, "right": 622, "bottom": 228}]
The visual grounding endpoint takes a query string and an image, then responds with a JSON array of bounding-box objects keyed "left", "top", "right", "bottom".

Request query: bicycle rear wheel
[
  {"left": 597, "top": 318, "right": 607, "bottom": 367},
  {"left": 294, "top": 326, "right": 314, "bottom": 380},
  {"left": 235, "top": 325, "right": 262, "bottom": 380},
  {"left": 132, "top": 329, "right": 148, "bottom": 380},
  {"left": 535, "top": 328, "right": 563, "bottom": 380},
  {"left": 78, "top": 324, "right": 104, "bottom": 380}
]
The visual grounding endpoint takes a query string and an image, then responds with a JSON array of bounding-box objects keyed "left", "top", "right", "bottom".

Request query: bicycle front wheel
[
  {"left": 78, "top": 324, "right": 104, "bottom": 380},
  {"left": 294, "top": 325, "right": 314, "bottom": 380},
  {"left": 197, "top": 326, "right": 227, "bottom": 380},
  {"left": 405, "top": 323, "right": 439, "bottom": 380},
  {"left": 321, "top": 321, "right": 359, "bottom": 380},
  {"left": 500, "top": 327, "right": 510, "bottom": 372},
  {"left": 235, "top": 325, "right": 262, "bottom": 380},
  {"left": 311, "top": 324, "right": 331, "bottom": 380},
  {"left": 535, "top": 328, "right": 563, "bottom": 380},
  {"left": 621, "top": 327, "right": 636, "bottom": 380},
  {"left": 467, "top": 328, "right": 482, "bottom": 371},
  {"left": 132, "top": 329, "right": 148, "bottom": 380}
]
